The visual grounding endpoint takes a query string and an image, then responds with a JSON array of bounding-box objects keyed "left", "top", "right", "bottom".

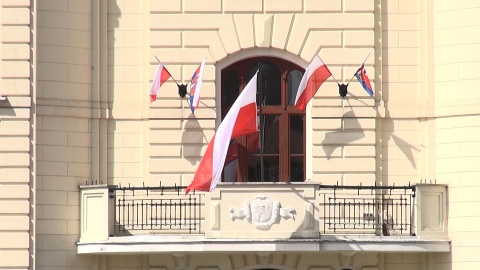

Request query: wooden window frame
[{"left": 221, "top": 57, "right": 306, "bottom": 183}]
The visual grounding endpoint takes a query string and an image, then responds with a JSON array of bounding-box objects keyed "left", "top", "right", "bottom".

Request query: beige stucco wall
[
  {"left": 147, "top": 0, "right": 377, "bottom": 187},
  {"left": 433, "top": 1, "right": 480, "bottom": 269},
  {"left": 35, "top": 0, "right": 93, "bottom": 268},
  {"left": 1, "top": 0, "right": 480, "bottom": 269},
  {"left": 0, "top": 0, "right": 32, "bottom": 268},
  {"left": 381, "top": 0, "right": 425, "bottom": 187}
]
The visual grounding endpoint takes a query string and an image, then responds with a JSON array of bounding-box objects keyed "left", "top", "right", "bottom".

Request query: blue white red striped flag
[
  {"left": 189, "top": 58, "right": 206, "bottom": 113},
  {"left": 354, "top": 53, "right": 373, "bottom": 96}
]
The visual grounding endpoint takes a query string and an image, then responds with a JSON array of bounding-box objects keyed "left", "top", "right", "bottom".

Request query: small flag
[
  {"left": 354, "top": 64, "right": 373, "bottom": 96},
  {"left": 189, "top": 58, "right": 206, "bottom": 113},
  {"left": 186, "top": 72, "right": 258, "bottom": 194},
  {"left": 149, "top": 62, "right": 171, "bottom": 102},
  {"left": 294, "top": 55, "right": 332, "bottom": 111}
]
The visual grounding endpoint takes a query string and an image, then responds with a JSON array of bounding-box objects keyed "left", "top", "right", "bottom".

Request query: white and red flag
[
  {"left": 189, "top": 57, "right": 206, "bottom": 113},
  {"left": 149, "top": 62, "right": 171, "bottom": 102},
  {"left": 294, "top": 55, "right": 332, "bottom": 111},
  {"left": 186, "top": 72, "right": 258, "bottom": 194}
]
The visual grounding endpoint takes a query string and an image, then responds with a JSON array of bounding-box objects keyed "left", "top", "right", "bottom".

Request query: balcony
[{"left": 77, "top": 183, "right": 450, "bottom": 254}]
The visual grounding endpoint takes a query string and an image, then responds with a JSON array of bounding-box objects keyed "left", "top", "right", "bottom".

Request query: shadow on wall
[
  {"left": 382, "top": 117, "right": 421, "bottom": 172},
  {"left": 379, "top": 0, "right": 421, "bottom": 182},
  {"left": 260, "top": 15, "right": 273, "bottom": 47},
  {"left": 0, "top": 98, "right": 16, "bottom": 117},
  {"left": 107, "top": 0, "right": 120, "bottom": 93},
  {"left": 321, "top": 111, "right": 365, "bottom": 159},
  {"left": 390, "top": 133, "right": 420, "bottom": 169},
  {"left": 182, "top": 116, "right": 207, "bottom": 165}
]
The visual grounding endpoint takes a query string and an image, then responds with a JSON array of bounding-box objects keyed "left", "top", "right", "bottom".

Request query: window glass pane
[
  {"left": 247, "top": 156, "right": 279, "bottom": 182},
  {"left": 290, "top": 115, "right": 303, "bottom": 154},
  {"left": 288, "top": 69, "right": 303, "bottom": 105},
  {"left": 247, "top": 61, "right": 281, "bottom": 106},
  {"left": 223, "top": 140, "right": 238, "bottom": 182},
  {"left": 290, "top": 156, "right": 304, "bottom": 182},
  {"left": 222, "top": 71, "right": 239, "bottom": 118},
  {"left": 223, "top": 159, "right": 237, "bottom": 182},
  {"left": 256, "top": 115, "right": 279, "bottom": 155}
]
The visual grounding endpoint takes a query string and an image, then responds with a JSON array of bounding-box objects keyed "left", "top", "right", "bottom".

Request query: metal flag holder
[
  {"left": 335, "top": 52, "right": 371, "bottom": 98},
  {"left": 154, "top": 56, "right": 194, "bottom": 99}
]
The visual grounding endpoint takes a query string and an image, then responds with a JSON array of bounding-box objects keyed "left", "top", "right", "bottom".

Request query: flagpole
[
  {"left": 186, "top": 57, "right": 206, "bottom": 86},
  {"left": 154, "top": 55, "right": 181, "bottom": 86},
  {"left": 320, "top": 59, "right": 343, "bottom": 95},
  {"left": 258, "top": 63, "right": 264, "bottom": 184}
]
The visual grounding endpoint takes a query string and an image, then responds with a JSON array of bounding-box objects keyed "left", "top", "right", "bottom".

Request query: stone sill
[{"left": 77, "top": 235, "right": 451, "bottom": 254}]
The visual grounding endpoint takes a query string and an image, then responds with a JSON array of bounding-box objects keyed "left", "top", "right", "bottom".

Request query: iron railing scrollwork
[
  {"left": 319, "top": 184, "right": 416, "bottom": 236},
  {"left": 109, "top": 185, "right": 204, "bottom": 235},
  {"left": 109, "top": 183, "right": 416, "bottom": 236}
]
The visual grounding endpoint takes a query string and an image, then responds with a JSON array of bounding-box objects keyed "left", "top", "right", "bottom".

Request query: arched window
[{"left": 221, "top": 57, "right": 305, "bottom": 183}]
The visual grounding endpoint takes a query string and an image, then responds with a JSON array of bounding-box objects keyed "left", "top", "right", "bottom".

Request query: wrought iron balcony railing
[
  {"left": 109, "top": 183, "right": 416, "bottom": 236},
  {"left": 319, "top": 184, "right": 415, "bottom": 236},
  {"left": 79, "top": 182, "right": 447, "bottom": 242},
  {"left": 111, "top": 185, "right": 204, "bottom": 235}
]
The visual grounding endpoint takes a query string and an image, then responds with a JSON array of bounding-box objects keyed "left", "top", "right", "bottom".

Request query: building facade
[{"left": 0, "top": 0, "right": 479, "bottom": 269}]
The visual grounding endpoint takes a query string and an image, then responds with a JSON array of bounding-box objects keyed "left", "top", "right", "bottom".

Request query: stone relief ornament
[{"left": 229, "top": 196, "right": 295, "bottom": 229}]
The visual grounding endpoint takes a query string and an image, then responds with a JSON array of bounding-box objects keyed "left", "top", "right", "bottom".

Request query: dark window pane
[
  {"left": 290, "top": 115, "right": 303, "bottom": 154},
  {"left": 255, "top": 115, "right": 279, "bottom": 155},
  {"left": 290, "top": 156, "right": 304, "bottom": 182},
  {"left": 247, "top": 61, "right": 281, "bottom": 106},
  {"left": 247, "top": 156, "right": 279, "bottom": 182},
  {"left": 288, "top": 69, "right": 303, "bottom": 105},
  {"left": 223, "top": 140, "right": 238, "bottom": 182},
  {"left": 222, "top": 71, "right": 239, "bottom": 118}
]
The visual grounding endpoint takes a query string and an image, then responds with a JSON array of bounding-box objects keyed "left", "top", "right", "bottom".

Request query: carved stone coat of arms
[{"left": 229, "top": 196, "right": 295, "bottom": 229}]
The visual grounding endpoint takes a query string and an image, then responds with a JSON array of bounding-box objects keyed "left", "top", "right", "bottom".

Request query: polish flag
[
  {"left": 189, "top": 57, "right": 206, "bottom": 113},
  {"left": 186, "top": 72, "right": 258, "bottom": 194},
  {"left": 149, "top": 62, "right": 171, "bottom": 102},
  {"left": 294, "top": 55, "right": 332, "bottom": 111}
]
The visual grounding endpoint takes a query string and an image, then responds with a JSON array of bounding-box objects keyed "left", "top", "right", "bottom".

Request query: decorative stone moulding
[{"left": 230, "top": 196, "right": 295, "bottom": 229}]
